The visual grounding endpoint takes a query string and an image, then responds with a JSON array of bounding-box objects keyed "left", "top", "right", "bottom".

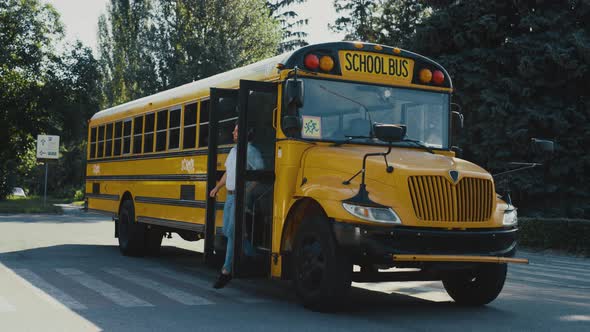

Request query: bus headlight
[
  {"left": 503, "top": 207, "right": 518, "bottom": 226},
  {"left": 342, "top": 203, "right": 401, "bottom": 224}
]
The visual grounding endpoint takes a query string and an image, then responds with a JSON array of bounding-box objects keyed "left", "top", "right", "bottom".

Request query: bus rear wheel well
[{"left": 281, "top": 197, "right": 327, "bottom": 254}]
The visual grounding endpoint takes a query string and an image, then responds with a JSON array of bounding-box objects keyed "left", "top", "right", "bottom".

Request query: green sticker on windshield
[{"left": 301, "top": 116, "right": 322, "bottom": 138}]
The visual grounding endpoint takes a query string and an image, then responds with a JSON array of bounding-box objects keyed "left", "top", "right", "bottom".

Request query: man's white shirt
[{"left": 224, "top": 143, "right": 264, "bottom": 191}]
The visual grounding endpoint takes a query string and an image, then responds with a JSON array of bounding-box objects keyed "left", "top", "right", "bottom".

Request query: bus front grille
[{"left": 408, "top": 176, "right": 494, "bottom": 222}]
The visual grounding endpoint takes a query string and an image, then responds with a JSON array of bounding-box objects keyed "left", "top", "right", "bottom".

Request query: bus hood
[{"left": 301, "top": 145, "right": 491, "bottom": 189}]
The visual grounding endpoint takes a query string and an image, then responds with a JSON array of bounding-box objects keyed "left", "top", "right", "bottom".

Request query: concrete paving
[{"left": 0, "top": 210, "right": 589, "bottom": 331}]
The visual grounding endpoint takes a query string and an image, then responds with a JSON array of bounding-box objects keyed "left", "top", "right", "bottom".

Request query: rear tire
[
  {"left": 118, "top": 200, "right": 146, "bottom": 256},
  {"left": 292, "top": 216, "right": 352, "bottom": 311},
  {"left": 442, "top": 263, "right": 507, "bottom": 306}
]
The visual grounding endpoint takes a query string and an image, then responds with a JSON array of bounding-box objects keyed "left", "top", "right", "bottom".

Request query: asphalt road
[{"left": 1, "top": 207, "right": 589, "bottom": 331}]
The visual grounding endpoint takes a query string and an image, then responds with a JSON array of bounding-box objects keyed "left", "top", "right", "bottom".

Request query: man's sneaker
[{"left": 213, "top": 273, "right": 232, "bottom": 289}]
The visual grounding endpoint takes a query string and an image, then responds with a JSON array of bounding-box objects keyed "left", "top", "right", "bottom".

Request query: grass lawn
[{"left": 0, "top": 196, "right": 81, "bottom": 214}]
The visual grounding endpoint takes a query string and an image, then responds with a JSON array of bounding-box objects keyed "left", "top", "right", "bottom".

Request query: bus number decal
[{"left": 181, "top": 158, "right": 195, "bottom": 173}]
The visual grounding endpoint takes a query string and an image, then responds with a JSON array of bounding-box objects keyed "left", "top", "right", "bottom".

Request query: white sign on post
[{"left": 36, "top": 135, "right": 60, "bottom": 159}]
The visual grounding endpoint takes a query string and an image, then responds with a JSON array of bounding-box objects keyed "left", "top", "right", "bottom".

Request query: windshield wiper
[
  {"left": 331, "top": 135, "right": 371, "bottom": 147},
  {"left": 400, "top": 139, "right": 435, "bottom": 154}
]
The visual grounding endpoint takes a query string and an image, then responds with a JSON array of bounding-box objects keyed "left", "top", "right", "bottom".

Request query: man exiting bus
[{"left": 209, "top": 123, "right": 263, "bottom": 289}]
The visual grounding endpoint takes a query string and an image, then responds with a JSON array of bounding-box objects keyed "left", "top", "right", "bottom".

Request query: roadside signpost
[{"left": 36, "top": 135, "right": 60, "bottom": 206}]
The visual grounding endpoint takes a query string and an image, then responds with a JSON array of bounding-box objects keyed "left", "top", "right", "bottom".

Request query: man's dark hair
[{"left": 234, "top": 120, "right": 255, "bottom": 141}]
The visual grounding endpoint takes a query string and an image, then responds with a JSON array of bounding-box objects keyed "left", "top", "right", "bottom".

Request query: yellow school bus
[{"left": 86, "top": 42, "right": 527, "bottom": 309}]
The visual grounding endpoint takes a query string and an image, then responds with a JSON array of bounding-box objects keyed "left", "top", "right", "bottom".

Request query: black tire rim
[{"left": 296, "top": 234, "right": 326, "bottom": 293}]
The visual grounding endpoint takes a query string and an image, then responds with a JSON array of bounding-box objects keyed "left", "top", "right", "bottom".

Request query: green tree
[
  {"left": 99, "top": 0, "right": 281, "bottom": 97},
  {"left": 377, "top": 0, "right": 431, "bottom": 48},
  {"left": 98, "top": 0, "right": 159, "bottom": 107},
  {"left": 0, "top": 0, "right": 63, "bottom": 198},
  {"left": 331, "top": 0, "right": 430, "bottom": 46},
  {"left": 413, "top": 0, "right": 590, "bottom": 217},
  {"left": 331, "top": 0, "right": 381, "bottom": 42},
  {"left": 267, "top": 0, "right": 309, "bottom": 52}
]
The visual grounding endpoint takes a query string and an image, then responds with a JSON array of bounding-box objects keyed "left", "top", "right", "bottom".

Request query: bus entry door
[
  {"left": 233, "top": 80, "right": 278, "bottom": 278},
  {"left": 204, "top": 88, "right": 239, "bottom": 264}
]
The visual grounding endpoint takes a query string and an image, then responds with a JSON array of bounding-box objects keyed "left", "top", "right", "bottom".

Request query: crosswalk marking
[
  {"left": 0, "top": 296, "right": 16, "bottom": 313},
  {"left": 0, "top": 264, "right": 85, "bottom": 311},
  {"left": 103, "top": 268, "right": 213, "bottom": 305},
  {"left": 144, "top": 267, "right": 267, "bottom": 303},
  {"left": 13, "top": 269, "right": 87, "bottom": 310},
  {"left": 55, "top": 268, "right": 153, "bottom": 307}
]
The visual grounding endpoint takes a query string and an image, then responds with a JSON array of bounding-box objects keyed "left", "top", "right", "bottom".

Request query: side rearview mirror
[
  {"left": 284, "top": 79, "right": 304, "bottom": 108},
  {"left": 452, "top": 111, "right": 464, "bottom": 131},
  {"left": 531, "top": 138, "right": 554, "bottom": 154},
  {"left": 373, "top": 123, "right": 406, "bottom": 143}
]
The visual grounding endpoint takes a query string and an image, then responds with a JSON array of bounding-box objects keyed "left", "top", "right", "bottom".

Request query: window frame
[
  {"left": 198, "top": 99, "right": 210, "bottom": 148},
  {"left": 97, "top": 125, "right": 106, "bottom": 158},
  {"left": 155, "top": 109, "right": 169, "bottom": 152},
  {"left": 182, "top": 102, "right": 198, "bottom": 150},
  {"left": 167, "top": 106, "right": 181, "bottom": 151},
  {"left": 105, "top": 122, "right": 114, "bottom": 157},
  {"left": 122, "top": 119, "right": 132, "bottom": 155},
  {"left": 133, "top": 115, "right": 144, "bottom": 155},
  {"left": 89, "top": 126, "right": 97, "bottom": 159}
]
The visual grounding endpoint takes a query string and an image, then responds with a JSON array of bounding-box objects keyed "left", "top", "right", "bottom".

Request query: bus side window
[
  {"left": 183, "top": 103, "right": 197, "bottom": 149},
  {"left": 123, "top": 120, "right": 132, "bottom": 154},
  {"left": 198, "top": 100, "right": 210, "bottom": 148},
  {"left": 168, "top": 108, "right": 181, "bottom": 150},
  {"left": 97, "top": 125, "right": 105, "bottom": 158},
  {"left": 133, "top": 116, "right": 143, "bottom": 154},
  {"left": 217, "top": 95, "right": 238, "bottom": 145},
  {"left": 89, "top": 127, "right": 97, "bottom": 159},
  {"left": 105, "top": 123, "right": 114, "bottom": 157},
  {"left": 114, "top": 121, "right": 122, "bottom": 156},
  {"left": 156, "top": 109, "right": 168, "bottom": 152},
  {"left": 144, "top": 113, "right": 155, "bottom": 153}
]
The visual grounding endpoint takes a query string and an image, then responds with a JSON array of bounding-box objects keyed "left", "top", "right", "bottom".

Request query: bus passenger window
[
  {"left": 105, "top": 123, "right": 114, "bottom": 157},
  {"left": 89, "top": 127, "right": 97, "bottom": 159},
  {"left": 217, "top": 95, "right": 238, "bottom": 145},
  {"left": 198, "top": 100, "right": 210, "bottom": 148},
  {"left": 183, "top": 103, "right": 197, "bottom": 149},
  {"left": 123, "top": 120, "right": 132, "bottom": 154},
  {"left": 97, "top": 125, "right": 105, "bottom": 158},
  {"left": 168, "top": 108, "right": 180, "bottom": 150},
  {"left": 144, "top": 113, "right": 155, "bottom": 153},
  {"left": 133, "top": 116, "right": 143, "bottom": 154},
  {"left": 114, "top": 121, "right": 122, "bottom": 156},
  {"left": 156, "top": 110, "right": 168, "bottom": 152}
]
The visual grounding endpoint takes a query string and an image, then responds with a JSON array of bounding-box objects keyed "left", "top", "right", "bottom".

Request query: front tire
[
  {"left": 442, "top": 263, "right": 507, "bottom": 306},
  {"left": 292, "top": 216, "right": 352, "bottom": 311},
  {"left": 118, "top": 200, "right": 146, "bottom": 256}
]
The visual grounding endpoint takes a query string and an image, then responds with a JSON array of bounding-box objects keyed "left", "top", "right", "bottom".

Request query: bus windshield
[{"left": 293, "top": 78, "right": 450, "bottom": 149}]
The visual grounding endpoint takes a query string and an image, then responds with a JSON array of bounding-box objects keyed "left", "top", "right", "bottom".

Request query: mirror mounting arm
[
  {"left": 343, "top": 144, "right": 393, "bottom": 185},
  {"left": 492, "top": 162, "right": 542, "bottom": 178}
]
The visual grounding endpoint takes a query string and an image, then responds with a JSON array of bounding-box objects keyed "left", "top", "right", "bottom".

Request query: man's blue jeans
[{"left": 222, "top": 194, "right": 255, "bottom": 273}]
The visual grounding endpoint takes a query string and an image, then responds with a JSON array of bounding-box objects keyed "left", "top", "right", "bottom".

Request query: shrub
[{"left": 518, "top": 218, "right": 590, "bottom": 256}]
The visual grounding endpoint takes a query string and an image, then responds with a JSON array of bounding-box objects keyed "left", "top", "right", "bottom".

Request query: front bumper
[{"left": 333, "top": 222, "right": 519, "bottom": 264}]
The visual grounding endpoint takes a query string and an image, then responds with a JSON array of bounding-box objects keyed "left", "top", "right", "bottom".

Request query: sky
[{"left": 43, "top": 0, "right": 346, "bottom": 54}]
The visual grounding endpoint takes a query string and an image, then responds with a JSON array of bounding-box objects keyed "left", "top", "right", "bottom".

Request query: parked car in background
[{"left": 12, "top": 187, "right": 26, "bottom": 197}]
